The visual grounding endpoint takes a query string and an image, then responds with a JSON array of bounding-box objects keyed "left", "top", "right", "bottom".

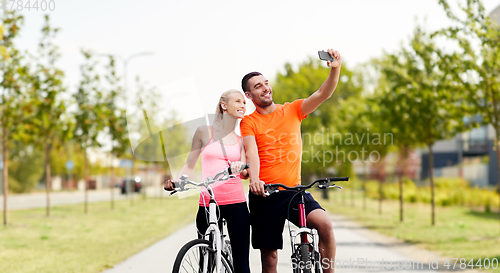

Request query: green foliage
[
  {"left": 376, "top": 26, "right": 465, "bottom": 148},
  {"left": 436, "top": 0, "right": 500, "bottom": 132},
  {"left": 364, "top": 177, "right": 500, "bottom": 208},
  {"left": 7, "top": 142, "right": 44, "bottom": 193},
  {"left": 73, "top": 49, "right": 106, "bottom": 153},
  {"left": 28, "top": 14, "right": 68, "bottom": 143},
  {"left": 103, "top": 55, "right": 129, "bottom": 158}
]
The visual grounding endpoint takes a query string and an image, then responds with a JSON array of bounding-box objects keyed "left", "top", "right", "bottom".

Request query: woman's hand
[
  {"left": 163, "top": 178, "right": 179, "bottom": 191},
  {"left": 228, "top": 160, "right": 246, "bottom": 175}
]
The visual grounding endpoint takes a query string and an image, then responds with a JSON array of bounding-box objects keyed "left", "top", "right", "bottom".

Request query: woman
[{"left": 164, "top": 89, "right": 251, "bottom": 273}]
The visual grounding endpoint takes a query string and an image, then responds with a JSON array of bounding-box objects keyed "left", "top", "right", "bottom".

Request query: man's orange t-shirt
[{"left": 240, "top": 99, "right": 307, "bottom": 187}]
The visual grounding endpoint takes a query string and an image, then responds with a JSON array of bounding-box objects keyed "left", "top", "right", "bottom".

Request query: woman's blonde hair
[{"left": 214, "top": 89, "right": 244, "bottom": 124}]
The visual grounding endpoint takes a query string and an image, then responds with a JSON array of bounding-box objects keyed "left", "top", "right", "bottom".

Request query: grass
[
  {"left": 314, "top": 188, "right": 500, "bottom": 266},
  {"left": 0, "top": 195, "right": 199, "bottom": 273}
]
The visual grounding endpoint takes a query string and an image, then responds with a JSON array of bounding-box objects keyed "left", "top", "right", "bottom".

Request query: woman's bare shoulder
[{"left": 195, "top": 125, "right": 212, "bottom": 142}]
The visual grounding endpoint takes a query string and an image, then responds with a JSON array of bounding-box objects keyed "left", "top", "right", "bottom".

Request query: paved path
[
  {"left": 0, "top": 188, "right": 128, "bottom": 210},
  {"left": 103, "top": 213, "right": 475, "bottom": 273}
]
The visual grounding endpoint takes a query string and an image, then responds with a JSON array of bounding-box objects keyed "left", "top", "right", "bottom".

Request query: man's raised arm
[{"left": 302, "top": 49, "right": 342, "bottom": 115}]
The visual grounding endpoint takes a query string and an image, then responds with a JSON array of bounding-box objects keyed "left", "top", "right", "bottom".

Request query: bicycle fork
[{"left": 290, "top": 195, "right": 320, "bottom": 262}]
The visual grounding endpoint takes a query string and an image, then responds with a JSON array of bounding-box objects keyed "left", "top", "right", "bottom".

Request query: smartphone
[{"left": 318, "top": 51, "right": 335, "bottom": 62}]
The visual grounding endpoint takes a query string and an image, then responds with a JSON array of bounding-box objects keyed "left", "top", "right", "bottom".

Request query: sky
[
  {"left": 10, "top": 0, "right": 499, "bottom": 112},
  {"left": 5, "top": 0, "right": 500, "bottom": 163}
]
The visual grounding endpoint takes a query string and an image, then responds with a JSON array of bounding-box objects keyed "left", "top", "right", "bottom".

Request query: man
[{"left": 240, "top": 49, "right": 341, "bottom": 273}]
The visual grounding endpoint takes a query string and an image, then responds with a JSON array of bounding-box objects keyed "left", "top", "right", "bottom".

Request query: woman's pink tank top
[{"left": 198, "top": 131, "right": 246, "bottom": 206}]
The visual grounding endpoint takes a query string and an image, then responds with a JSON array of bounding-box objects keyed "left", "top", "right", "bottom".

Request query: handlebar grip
[
  {"left": 164, "top": 182, "right": 179, "bottom": 192},
  {"left": 328, "top": 177, "right": 349, "bottom": 181}
]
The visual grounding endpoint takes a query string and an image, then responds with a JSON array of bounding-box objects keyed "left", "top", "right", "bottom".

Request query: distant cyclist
[
  {"left": 165, "top": 89, "right": 251, "bottom": 273},
  {"left": 240, "top": 49, "right": 342, "bottom": 273}
]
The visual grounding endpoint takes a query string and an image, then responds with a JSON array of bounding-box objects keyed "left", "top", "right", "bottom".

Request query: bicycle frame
[
  {"left": 264, "top": 177, "right": 347, "bottom": 272},
  {"left": 203, "top": 185, "right": 223, "bottom": 273},
  {"left": 170, "top": 164, "right": 248, "bottom": 273}
]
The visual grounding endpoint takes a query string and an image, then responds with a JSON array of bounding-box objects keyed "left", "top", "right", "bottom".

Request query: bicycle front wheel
[{"left": 172, "top": 239, "right": 234, "bottom": 273}]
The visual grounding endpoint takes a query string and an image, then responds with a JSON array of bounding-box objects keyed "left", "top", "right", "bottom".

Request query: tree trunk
[
  {"left": 495, "top": 131, "right": 500, "bottom": 234},
  {"left": 398, "top": 146, "right": 408, "bottom": 223},
  {"left": 84, "top": 149, "right": 88, "bottom": 214},
  {"left": 398, "top": 173, "right": 403, "bottom": 222},
  {"left": 363, "top": 180, "right": 366, "bottom": 211},
  {"left": 45, "top": 142, "right": 51, "bottom": 217},
  {"left": 130, "top": 158, "right": 135, "bottom": 206},
  {"left": 110, "top": 153, "right": 115, "bottom": 210},
  {"left": 363, "top": 162, "right": 367, "bottom": 211},
  {"left": 2, "top": 125, "right": 8, "bottom": 226},
  {"left": 378, "top": 179, "right": 383, "bottom": 215},
  {"left": 428, "top": 144, "right": 435, "bottom": 226}
]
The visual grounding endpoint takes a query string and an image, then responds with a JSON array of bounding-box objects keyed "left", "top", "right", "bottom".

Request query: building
[{"left": 420, "top": 124, "right": 497, "bottom": 187}]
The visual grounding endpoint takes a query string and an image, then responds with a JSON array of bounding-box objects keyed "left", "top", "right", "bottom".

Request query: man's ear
[{"left": 244, "top": 91, "right": 252, "bottom": 100}]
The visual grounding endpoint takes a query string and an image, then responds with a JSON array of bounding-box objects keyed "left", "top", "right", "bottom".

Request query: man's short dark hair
[{"left": 241, "top": 71, "right": 262, "bottom": 92}]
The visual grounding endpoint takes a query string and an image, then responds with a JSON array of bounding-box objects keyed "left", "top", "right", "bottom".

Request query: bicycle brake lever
[{"left": 330, "top": 185, "right": 342, "bottom": 190}]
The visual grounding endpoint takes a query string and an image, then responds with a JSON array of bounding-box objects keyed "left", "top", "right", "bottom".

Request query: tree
[
  {"left": 373, "top": 53, "right": 420, "bottom": 221},
  {"left": 73, "top": 49, "right": 106, "bottom": 214},
  {"left": 28, "top": 15, "right": 68, "bottom": 217},
  {"left": 436, "top": 0, "right": 500, "bottom": 230},
  {"left": 380, "top": 26, "right": 465, "bottom": 225},
  {"left": 0, "top": 11, "right": 30, "bottom": 226},
  {"left": 103, "top": 55, "right": 128, "bottom": 208},
  {"left": 363, "top": 95, "right": 393, "bottom": 215}
]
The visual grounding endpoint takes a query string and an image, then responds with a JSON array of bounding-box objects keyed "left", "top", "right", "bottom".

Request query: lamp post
[
  {"left": 122, "top": 52, "right": 154, "bottom": 204},
  {"left": 122, "top": 52, "right": 155, "bottom": 94},
  {"left": 96, "top": 51, "right": 154, "bottom": 204}
]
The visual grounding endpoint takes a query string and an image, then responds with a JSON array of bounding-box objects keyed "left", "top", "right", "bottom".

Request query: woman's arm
[{"left": 164, "top": 126, "right": 205, "bottom": 190}]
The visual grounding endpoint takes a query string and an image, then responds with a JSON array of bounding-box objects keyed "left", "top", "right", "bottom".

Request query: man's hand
[
  {"left": 325, "top": 49, "right": 341, "bottom": 68},
  {"left": 249, "top": 178, "right": 266, "bottom": 197},
  {"left": 163, "top": 179, "right": 178, "bottom": 191}
]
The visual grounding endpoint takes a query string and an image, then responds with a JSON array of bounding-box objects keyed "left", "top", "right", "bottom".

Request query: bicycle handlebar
[
  {"left": 169, "top": 163, "right": 250, "bottom": 196},
  {"left": 264, "top": 177, "right": 348, "bottom": 196}
]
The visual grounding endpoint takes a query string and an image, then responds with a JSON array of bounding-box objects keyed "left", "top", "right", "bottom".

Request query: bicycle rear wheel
[{"left": 172, "top": 239, "right": 233, "bottom": 273}]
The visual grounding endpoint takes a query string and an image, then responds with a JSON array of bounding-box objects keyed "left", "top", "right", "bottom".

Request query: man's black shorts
[{"left": 248, "top": 190, "right": 324, "bottom": 250}]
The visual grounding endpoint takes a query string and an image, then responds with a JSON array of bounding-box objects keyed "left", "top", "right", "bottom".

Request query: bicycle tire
[
  {"left": 314, "top": 251, "right": 321, "bottom": 273},
  {"left": 172, "top": 239, "right": 234, "bottom": 273},
  {"left": 298, "top": 244, "right": 312, "bottom": 273}
]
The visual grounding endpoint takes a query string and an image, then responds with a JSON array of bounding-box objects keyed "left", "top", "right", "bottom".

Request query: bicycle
[
  {"left": 263, "top": 177, "right": 348, "bottom": 273},
  {"left": 169, "top": 164, "right": 249, "bottom": 273}
]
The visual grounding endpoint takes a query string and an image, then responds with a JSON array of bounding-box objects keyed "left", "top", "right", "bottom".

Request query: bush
[{"left": 360, "top": 177, "right": 499, "bottom": 209}]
